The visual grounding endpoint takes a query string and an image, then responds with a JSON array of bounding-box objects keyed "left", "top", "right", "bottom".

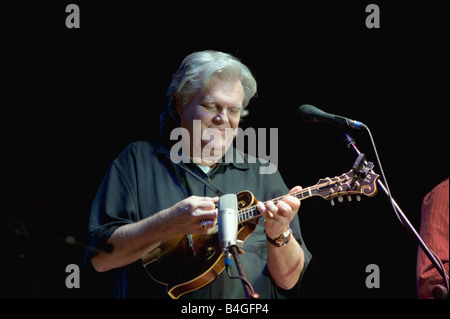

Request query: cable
[
  {"left": 224, "top": 249, "right": 260, "bottom": 299},
  {"left": 365, "top": 127, "right": 405, "bottom": 226},
  {"left": 348, "top": 128, "right": 449, "bottom": 295}
]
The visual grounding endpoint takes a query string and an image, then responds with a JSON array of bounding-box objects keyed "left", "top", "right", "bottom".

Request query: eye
[
  {"left": 201, "top": 104, "right": 216, "bottom": 111},
  {"left": 228, "top": 107, "right": 241, "bottom": 115}
]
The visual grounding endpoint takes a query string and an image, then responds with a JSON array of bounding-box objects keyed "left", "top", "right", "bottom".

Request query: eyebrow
[{"left": 202, "top": 100, "right": 243, "bottom": 109}]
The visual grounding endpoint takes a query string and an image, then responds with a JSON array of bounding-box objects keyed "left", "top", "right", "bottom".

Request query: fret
[
  {"left": 238, "top": 183, "right": 342, "bottom": 223},
  {"left": 238, "top": 206, "right": 259, "bottom": 223},
  {"left": 295, "top": 189, "right": 311, "bottom": 200}
]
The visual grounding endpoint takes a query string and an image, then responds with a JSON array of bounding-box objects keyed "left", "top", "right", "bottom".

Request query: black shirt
[{"left": 88, "top": 139, "right": 312, "bottom": 299}]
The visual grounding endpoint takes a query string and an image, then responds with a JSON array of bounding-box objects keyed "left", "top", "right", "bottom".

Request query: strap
[
  {"left": 176, "top": 163, "right": 225, "bottom": 197},
  {"left": 151, "top": 139, "right": 225, "bottom": 197}
]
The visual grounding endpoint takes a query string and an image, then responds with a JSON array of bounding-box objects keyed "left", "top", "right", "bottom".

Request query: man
[
  {"left": 87, "top": 50, "right": 312, "bottom": 298},
  {"left": 416, "top": 178, "right": 449, "bottom": 299}
]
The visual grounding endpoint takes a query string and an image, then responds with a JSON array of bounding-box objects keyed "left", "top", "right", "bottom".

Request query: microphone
[
  {"left": 218, "top": 193, "right": 259, "bottom": 299},
  {"left": 218, "top": 194, "right": 238, "bottom": 253},
  {"left": 297, "top": 104, "right": 367, "bottom": 130}
]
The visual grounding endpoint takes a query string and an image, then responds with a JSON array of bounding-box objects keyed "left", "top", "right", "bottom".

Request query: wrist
[{"left": 266, "top": 225, "right": 292, "bottom": 247}]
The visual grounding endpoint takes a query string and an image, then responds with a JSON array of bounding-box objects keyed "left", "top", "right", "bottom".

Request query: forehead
[{"left": 202, "top": 77, "right": 244, "bottom": 105}]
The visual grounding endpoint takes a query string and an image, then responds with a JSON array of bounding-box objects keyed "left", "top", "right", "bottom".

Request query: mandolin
[{"left": 142, "top": 165, "right": 379, "bottom": 299}]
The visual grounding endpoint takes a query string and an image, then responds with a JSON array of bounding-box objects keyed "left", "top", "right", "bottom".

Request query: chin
[{"left": 201, "top": 140, "right": 228, "bottom": 159}]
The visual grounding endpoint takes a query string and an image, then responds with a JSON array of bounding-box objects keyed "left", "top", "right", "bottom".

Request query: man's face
[{"left": 177, "top": 77, "right": 244, "bottom": 165}]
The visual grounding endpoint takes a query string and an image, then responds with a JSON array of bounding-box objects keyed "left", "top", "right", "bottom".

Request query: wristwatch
[{"left": 266, "top": 226, "right": 291, "bottom": 247}]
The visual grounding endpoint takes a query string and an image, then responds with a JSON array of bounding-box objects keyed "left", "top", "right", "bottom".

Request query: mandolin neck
[
  {"left": 238, "top": 169, "right": 379, "bottom": 224},
  {"left": 238, "top": 188, "right": 316, "bottom": 224}
]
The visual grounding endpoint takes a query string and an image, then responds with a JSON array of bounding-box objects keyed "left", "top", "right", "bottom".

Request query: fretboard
[{"left": 237, "top": 187, "right": 319, "bottom": 224}]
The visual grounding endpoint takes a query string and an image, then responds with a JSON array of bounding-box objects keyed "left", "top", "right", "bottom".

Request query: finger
[
  {"left": 281, "top": 195, "right": 301, "bottom": 210},
  {"left": 288, "top": 185, "right": 303, "bottom": 194},
  {"left": 256, "top": 201, "right": 274, "bottom": 219},
  {"left": 256, "top": 201, "right": 266, "bottom": 213},
  {"left": 266, "top": 201, "right": 278, "bottom": 214},
  {"left": 198, "top": 219, "right": 214, "bottom": 229},
  {"left": 261, "top": 201, "right": 278, "bottom": 220},
  {"left": 201, "top": 196, "right": 219, "bottom": 204},
  {"left": 195, "top": 198, "right": 219, "bottom": 210},
  {"left": 204, "top": 208, "right": 218, "bottom": 221},
  {"left": 277, "top": 200, "right": 292, "bottom": 215},
  {"left": 198, "top": 210, "right": 219, "bottom": 233},
  {"left": 192, "top": 208, "right": 218, "bottom": 220},
  {"left": 203, "top": 219, "right": 216, "bottom": 228},
  {"left": 190, "top": 195, "right": 219, "bottom": 201}
]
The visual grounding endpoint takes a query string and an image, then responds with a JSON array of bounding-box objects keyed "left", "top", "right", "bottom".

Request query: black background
[{"left": 2, "top": 1, "right": 448, "bottom": 301}]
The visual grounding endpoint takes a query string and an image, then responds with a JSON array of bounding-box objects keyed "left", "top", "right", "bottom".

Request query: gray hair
[{"left": 160, "top": 50, "right": 257, "bottom": 138}]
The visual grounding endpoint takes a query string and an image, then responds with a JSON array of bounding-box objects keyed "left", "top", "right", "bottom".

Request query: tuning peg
[
  {"left": 356, "top": 195, "right": 361, "bottom": 202},
  {"left": 347, "top": 195, "right": 352, "bottom": 202},
  {"left": 338, "top": 195, "right": 343, "bottom": 203},
  {"left": 330, "top": 199, "right": 335, "bottom": 206}
]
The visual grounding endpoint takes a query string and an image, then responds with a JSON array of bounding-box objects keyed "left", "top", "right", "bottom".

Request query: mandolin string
[
  {"left": 237, "top": 184, "right": 322, "bottom": 222},
  {"left": 237, "top": 174, "right": 351, "bottom": 223}
]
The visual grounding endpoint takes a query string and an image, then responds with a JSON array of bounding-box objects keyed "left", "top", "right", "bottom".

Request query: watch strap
[{"left": 266, "top": 226, "right": 291, "bottom": 247}]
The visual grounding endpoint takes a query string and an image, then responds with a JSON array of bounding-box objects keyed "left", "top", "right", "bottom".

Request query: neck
[
  {"left": 190, "top": 149, "right": 225, "bottom": 167},
  {"left": 191, "top": 157, "right": 219, "bottom": 167}
]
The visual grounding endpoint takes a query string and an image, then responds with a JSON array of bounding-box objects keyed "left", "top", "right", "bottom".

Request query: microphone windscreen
[
  {"left": 298, "top": 104, "right": 326, "bottom": 120},
  {"left": 218, "top": 194, "right": 238, "bottom": 251},
  {"left": 297, "top": 104, "right": 335, "bottom": 123}
]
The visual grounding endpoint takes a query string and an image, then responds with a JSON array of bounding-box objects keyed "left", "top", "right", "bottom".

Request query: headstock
[{"left": 312, "top": 161, "right": 379, "bottom": 206}]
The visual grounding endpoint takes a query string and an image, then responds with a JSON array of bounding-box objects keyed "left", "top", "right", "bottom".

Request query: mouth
[
  {"left": 202, "top": 127, "right": 234, "bottom": 145},
  {"left": 208, "top": 126, "right": 232, "bottom": 132}
]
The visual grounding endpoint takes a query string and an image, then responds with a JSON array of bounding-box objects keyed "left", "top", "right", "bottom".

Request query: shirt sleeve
[
  {"left": 416, "top": 178, "right": 449, "bottom": 299},
  {"left": 87, "top": 160, "right": 139, "bottom": 255}
]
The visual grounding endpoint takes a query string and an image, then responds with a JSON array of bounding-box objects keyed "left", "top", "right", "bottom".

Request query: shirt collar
[{"left": 153, "top": 139, "right": 249, "bottom": 171}]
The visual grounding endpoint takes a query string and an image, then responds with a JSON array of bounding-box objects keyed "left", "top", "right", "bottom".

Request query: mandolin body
[{"left": 142, "top": 190, "right": 258, "bottom": 299}]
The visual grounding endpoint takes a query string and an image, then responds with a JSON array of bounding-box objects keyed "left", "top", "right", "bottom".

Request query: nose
[{"left": 212, "top": 109, "right": 229, "bottom": 125}]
